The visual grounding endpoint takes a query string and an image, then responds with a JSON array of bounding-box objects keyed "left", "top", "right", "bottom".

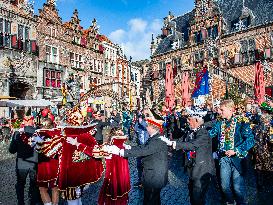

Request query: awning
[{"left": 0, "top": 99, "right": 53, "bottom": 107}]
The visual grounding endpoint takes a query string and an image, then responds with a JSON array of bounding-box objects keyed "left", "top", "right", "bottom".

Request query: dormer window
[
  {"left": 212, "top": 25, "right": 218, "bottom": 39},
  {"left": 241, "top": 16, "right": 251, "bottom": 28},
  {"left": 195, "top": 31, "right": 202, "bottom": 44}
]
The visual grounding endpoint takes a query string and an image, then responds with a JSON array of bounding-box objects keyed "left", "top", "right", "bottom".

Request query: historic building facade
[
  {"left": 0, "top": 0, "right": 38, "bottom": 100},
  {"left": 36, "top": 1, "right": 105, "bottom": 101},
  {"left": 132, "top": 59, "right": 152, "bottom": 107},
  {"left": 150, "top": 0, "right": 273, "bottom": 105}
]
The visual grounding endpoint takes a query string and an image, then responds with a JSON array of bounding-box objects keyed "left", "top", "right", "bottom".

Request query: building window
[
  {"left": 50, "top": 27, "right": 57, "bottom": 37},
  {"left": 44, "top": 69, "right": 62, "bottom": 88},
  {"left": 18, "top": 24, "right": 24, "bottom": 40},
  {"left": 111, "top": 64, "right": 115, "bottom": 76},
  {"left": 46, "top": 45, "right": 59, "bottom": 64},
  {"left": 94, "top": 60, "right": 97, "bottom": 72},
  {"left": 70, "top": 52, "right": 83, "bottom": 69},
  {"left": 0, "top": 18, "right": 3, "bottom": 33},
  {"left": 195, "top": 31, "right": 202, "bottom": 44},
  {"left": 4, "top": 20, "right": 11, "bottom": 34},
  {"left": 98, "top": 61, "right": 101, "bottom": 73},
  {"left": 212, "top": 25, "right": 218, "bottom": 39},
  {"left": 240, "top": 38, "right": 256, "bottom": 64},
  {"left": 25, "top": 27, "right": 29, "bottom": 40},
  {"left": 105, "top": 63, "right": 109, "bottom": 75}
]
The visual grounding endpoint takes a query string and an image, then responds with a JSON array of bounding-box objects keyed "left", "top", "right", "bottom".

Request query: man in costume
[
  {"left": 106, "top": 112, "right": 168, "bottom": 205},
  {"left": 160, "top": 106, "right": 215, "bottom": 205},
  {"left": 209, "top": 100, "right": 254, "bottom": 205},
  {"left": 9, "top": 115, "right": 40, "bottom": 205}
]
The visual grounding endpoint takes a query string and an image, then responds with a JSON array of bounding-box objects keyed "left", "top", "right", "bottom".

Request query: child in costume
[{"left": 32, "top": 118, "right": 59, "bottom": 205}]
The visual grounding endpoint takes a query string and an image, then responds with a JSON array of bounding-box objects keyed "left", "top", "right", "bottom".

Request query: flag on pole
[
  {"left": 192, "top": 68, "right": 210, "bottom": 98},
  {"left": 181, "top": 72, "right": 190, "bottom": 107},
  {"left": 165, "top": 63, "right": 175, "bottom": 110},
  {"left": 254, "top": 61, "right": 265, "bottom": 104}
]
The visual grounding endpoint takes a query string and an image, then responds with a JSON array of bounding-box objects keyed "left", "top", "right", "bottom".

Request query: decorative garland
[
  {"left": 260, "top": 102, "right": 273, "bottom": 113},
  {"left": 219, "top": 117, "right": 237, "bottom": 151}
]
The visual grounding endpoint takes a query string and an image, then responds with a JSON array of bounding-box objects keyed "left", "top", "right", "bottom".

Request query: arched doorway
[{"left": 9, "top": 81, "right": 31, "bottom": 99}]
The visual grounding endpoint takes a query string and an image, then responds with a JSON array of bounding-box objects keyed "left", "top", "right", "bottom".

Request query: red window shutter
[
  {"left": 57, "top": 80, "right": 62, "bottom": 88},
  {"left": 11, "top": 34, "right": 17, "bottom": 48},
  {"left": 45, "top": 79, "right": 50, "bottom": 87},
  {"left": 81, "top": 37, "right": 87, "bottom": 47},
  {"left": 99, "top": 45, "right": 104, "bottom": 53},
  {"left": 31, "top": 40, "right": 37, "bottom": 53},
  {"left": 51, "top": 79, "right": 56, "bottom": 88}
]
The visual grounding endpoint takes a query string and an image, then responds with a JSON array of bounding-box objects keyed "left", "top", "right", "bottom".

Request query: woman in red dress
[
  {"left": 35, "top": 118, "right": 59, "bottom": 205},
  {"left": 66, "top": 127, "right": 131, "bottom": 205}
]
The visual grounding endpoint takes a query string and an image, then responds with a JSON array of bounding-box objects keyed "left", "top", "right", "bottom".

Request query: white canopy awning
[{"left": 0, "top": 99, "right": 53, "bottom": 108}]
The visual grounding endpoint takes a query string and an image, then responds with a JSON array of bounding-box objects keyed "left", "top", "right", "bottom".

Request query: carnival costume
[
  {"left": 33, "top": 128, "right": 61, "bottom": 188},
  {"left": 98, "top": 135, "right": 130, "bottom": 205},
  {"left": 34, "top": 124, "right": 103, "bottom": 200},
  {"left": 209, "top": 115, "right": 255, "bottom": 204}
]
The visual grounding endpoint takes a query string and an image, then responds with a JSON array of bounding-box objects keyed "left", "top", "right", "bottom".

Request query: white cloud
[
  {"left": 109, "top": 29, "right": 126, "bottom": 44},
  {"left": 128, "top": 18, "right": 147, "bottom": 33},
  {"left": 109, "top": 18, "right": 162, "bottom": 61}
]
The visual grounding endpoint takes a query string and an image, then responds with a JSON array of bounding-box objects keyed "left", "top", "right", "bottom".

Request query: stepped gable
[
  {"left": 216, "top": 0, "right": 273, "bottom": 33},
  {"left": 153, "top": 0, "right": 273, "bottom": 56}
]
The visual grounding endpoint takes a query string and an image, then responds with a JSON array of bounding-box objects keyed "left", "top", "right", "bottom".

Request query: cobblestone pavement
[{"left": 1, "top": 141, "right": 273, "bottom": 205}]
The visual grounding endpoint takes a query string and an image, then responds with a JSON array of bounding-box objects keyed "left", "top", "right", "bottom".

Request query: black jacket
[
  {"left": 124, "top": 133, "right": 168, "bottom": 189},
  {"left": 92, "top": 119, "right": 109, "bottom": 142},
  {"left": 9, "top": 126, "right": 38, "bottom": 170},
  {"left": 175, "top": 122, "right": 215, "bottom": 180},
  {"left": 109, "top": 113, "right": 121, "bottom": 128}
]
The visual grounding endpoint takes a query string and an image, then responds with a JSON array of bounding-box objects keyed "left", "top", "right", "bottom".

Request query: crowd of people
[{"left": 0, "top": 97, "right": 272, "bottom": 205}]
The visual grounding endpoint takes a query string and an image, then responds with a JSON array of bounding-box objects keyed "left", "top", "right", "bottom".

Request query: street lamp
[{"left": 129, "top": 56, "right": 132, "bottom": 110}]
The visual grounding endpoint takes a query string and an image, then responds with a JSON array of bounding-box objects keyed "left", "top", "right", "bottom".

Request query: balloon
[
  {"left": 42, "top": 108, "right": 49, "bottom": 117},
  {"left": 87, "top": 107, "right": 93, "bottom": 113}
]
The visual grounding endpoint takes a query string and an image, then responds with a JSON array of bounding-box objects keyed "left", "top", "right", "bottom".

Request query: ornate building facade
[
  {"left": 150, "top": 0, "right": 273, "bottom": 104},
  {"left": 36, "top": 1, "right": 105, "bottom": 101},
  {"left": 0, "top": 0, "right": 38, "bottom": 100},
  {"left": 0, "top": 0, "right": 131, "bottom": 116}
]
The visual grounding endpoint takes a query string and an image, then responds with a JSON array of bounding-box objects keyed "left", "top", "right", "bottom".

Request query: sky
[{"left": 34, "top": 0, "right": 195, "bottom": 61}]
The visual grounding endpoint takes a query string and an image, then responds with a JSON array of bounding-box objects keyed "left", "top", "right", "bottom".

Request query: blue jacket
[
  {"left": 134, "top": 119, "right": 149, "bottom": 145},
  {"left": 209, "top": 117, "right": 255, "bottom": 174}
]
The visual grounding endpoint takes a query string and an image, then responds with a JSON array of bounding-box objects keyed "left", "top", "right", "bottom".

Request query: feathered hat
[{"left": 185, "top": 106, "right": 208, "bottom": 119}]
